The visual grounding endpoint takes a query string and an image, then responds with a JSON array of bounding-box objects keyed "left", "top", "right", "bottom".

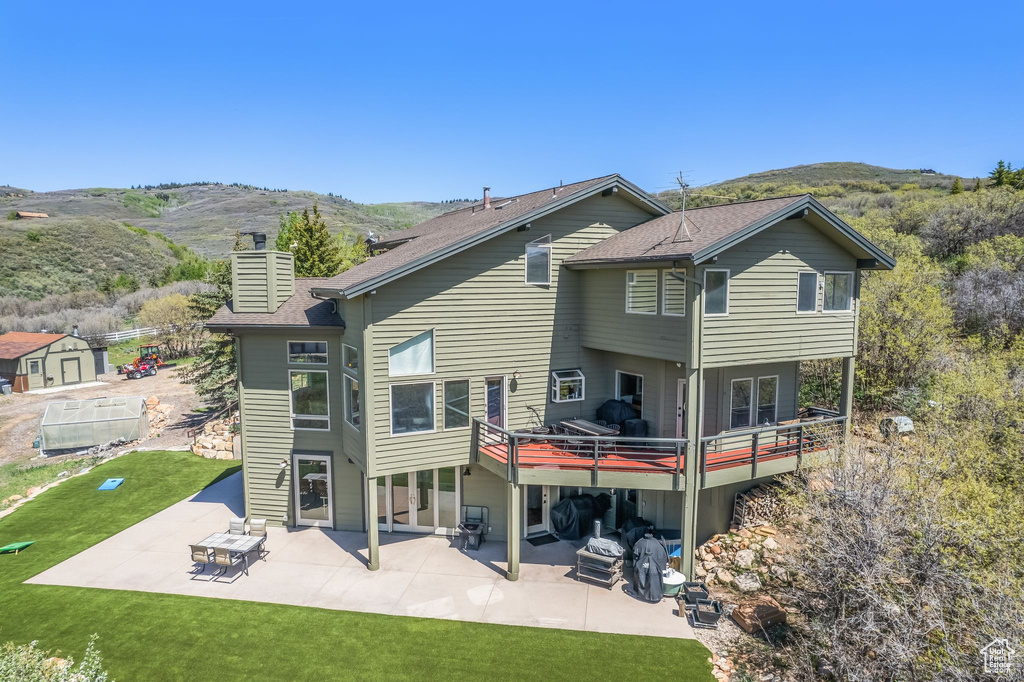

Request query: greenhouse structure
[{"left": 40, "top": 396, "right": 149, "bottom": 453}]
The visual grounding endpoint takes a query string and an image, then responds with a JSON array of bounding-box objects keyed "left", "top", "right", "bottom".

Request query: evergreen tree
[
  {"left": 178, "top": 260, "right": 237, "bottom": 407},
  {"left": 232, "top": 229, "right": 249, "bottom": 251},
  {"left": 950, "top": 177, "right": 964, "bottom": 195},
  {"left": 288, "top": 203, "right": 344, "bottom": 277},
  {"left": 973, "top": 178, "right": 982, "bottom": 192},
  {"left": 990, "top": 160, "right": 1010, "bottom": 187},
  {"left": 275, "top": 211, "right": 301, "bottom": 251}
]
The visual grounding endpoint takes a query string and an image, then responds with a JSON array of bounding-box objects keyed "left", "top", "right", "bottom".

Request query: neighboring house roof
[
  {"left": 311, "top": 174, "right": 670, "bottom": 298},
  {"left": 207, "top": 277, "right": 344, "bottom": 329},
  {"left": 0, "top": 332, "right": 69, "bottom": 359},
  {"left": 15, "top": 211, "right": 48, "bottom": 219},
  {"left": 566, "top": 194, "right": 896, "bottom": 269}
]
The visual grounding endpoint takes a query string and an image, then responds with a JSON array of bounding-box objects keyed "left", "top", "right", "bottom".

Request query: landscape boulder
[
  {"left": 735, "top": 549, "right": 755, "bottom": 568},
  {"left": 733, "top": 572, "right": 762, "bottom": 592}
]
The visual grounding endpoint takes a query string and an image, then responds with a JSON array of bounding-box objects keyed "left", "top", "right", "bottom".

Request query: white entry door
[
  {"left": 675, "top": 378, "right": 687, "bottom": 439},
  {"left": 293, "top": 454, "right": 333, "bottom": 528},
  {"left": 524, "top": 485, "right": 551, "bottom": 536}
]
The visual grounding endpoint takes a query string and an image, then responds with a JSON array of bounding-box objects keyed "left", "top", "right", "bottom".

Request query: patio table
[
  {"left": 560, "top": 419, "right": 617, "bottom": 437},
  {"left": 195, "top": 532, "right": 264, "bottom": 575}
]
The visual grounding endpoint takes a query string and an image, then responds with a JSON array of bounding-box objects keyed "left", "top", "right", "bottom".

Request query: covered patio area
[{"left": 27, "top": 471, "right": 695, "bottom": 640}]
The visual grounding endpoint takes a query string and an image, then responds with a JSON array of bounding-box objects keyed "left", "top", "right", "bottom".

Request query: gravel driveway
[{"left": 0, "top": 368, "right": 204, "bottom": 466}]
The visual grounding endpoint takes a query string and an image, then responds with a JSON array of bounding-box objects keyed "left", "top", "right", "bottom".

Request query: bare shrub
[{"left": 949, "top": 266, "right": 1024, "bottom": 337}]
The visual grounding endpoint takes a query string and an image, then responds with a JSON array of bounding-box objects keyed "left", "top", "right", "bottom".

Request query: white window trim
[
  {"left": 388, "top": 381, "right": 437, "bottom": 437},
  {"left": 550, "top": 369, "right": 586, "bottom": 403},
  {"left": 662, "top": 270, "right": 686, "bottom": 317},
  {"left": 387, "top": 329, "right": 436, "bottom": 377},
  {"left": 286, "top": 339, "right": 329, "bottom": 365},
  {"left": 795, "top": 270, "right": 819, "bottom": 315},
  {"left": 442, "top": 378, "right": 472, "bottom": 431},
  {"left": 342, "top": 343, "right": 359, "bottom": 375},
  {"left": 625, "top": 270, "right": 658, "bottom": 315},
  {"left": 703, "top": 268, "right": 730, "bottom": 317},
  {"left": 822, "top": 271, "right": 855, "bottom": 313},
  {"left": 289, "top": 369, "right": 330, "bottom": 431},
  {"left": 524, "top": 234, "right": 553, "bottom": 286},
  {"left": 343, "top": 374, "right": 360, "bottom": 430},
  {"left": 729, "top": 377, "right": 753, "bottom": 430},
  {"left": 756, "top": 375, "right": 779, "bottom": 425},
  {"left": 615, "top": 369, "right": 645, "bottom": 419}
]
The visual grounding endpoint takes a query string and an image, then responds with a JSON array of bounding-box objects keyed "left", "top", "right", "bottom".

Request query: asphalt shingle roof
[
  {"left": 0, "top": 332, "right": 69, "bottom": 359},
  {"left": 316, "top": 175, "right": 620, "bottom": 294},
  {"left": 207, "top": 278, "right": 343, "bottom": 329},
  {"left": 566, "top": 195, "right": 808, "bottom": 265}
]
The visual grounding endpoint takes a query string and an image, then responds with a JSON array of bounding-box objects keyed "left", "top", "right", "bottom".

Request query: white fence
[{"left": 84, "top": 327, "right": 159, "bottom": 344}]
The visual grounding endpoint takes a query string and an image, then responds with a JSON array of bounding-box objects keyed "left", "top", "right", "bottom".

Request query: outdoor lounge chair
[
  {"left": 212, "top": 546, "right": 247, "bottom": 577},
  {"left": 249, "top": 518, "right": 268, "bottom": 559},
  {"left": 190, "top": 544, "right": 214, "bottom": 573},
  {"left": 228, "top": 517, "right": 247, "bottom": 535}
]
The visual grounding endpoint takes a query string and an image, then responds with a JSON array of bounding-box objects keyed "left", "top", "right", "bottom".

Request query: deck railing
[
  {"left": 473, "top": 418, "right": 688, "bottom": 488},
  {"left": 698, "top": 414, "right": 847, "bottom": 487}
]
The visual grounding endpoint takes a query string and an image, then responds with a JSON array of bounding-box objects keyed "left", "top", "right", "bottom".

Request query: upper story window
[
  {"left": 797, "top": 271, "right": 818, "bottom": 313},
  {"left": 823, "top": 272, "right": 854, "bottom": 312},
  {"left": 626, "top": 270, "right": 658, "bottom": 314},
  {"left": 551, "top": 369, "right": 585, "bottom": 403},
  {"left": 290, "top": 370, "right": 330, "bottom": 430},
  {"left": 704, "top": 269, "right": 729, "bottom": 316},
  {"left": 288, "top": 341, "right": 328, "bottom": 364},
  {"left": 343, "top": 375, "right": 360, "bottom": 429},
  {"left": 730, "top": 378, "right": 753, "bottom": 429},
  {"left": 443, "top": 379, "right": 471, "bottom": 429},
  {"left": 342, "top": 343, "right": 359, "bottom": 373},
  {"left": 525, "top": 235, "right": 552, "bottom": 286},
  {"left": 662, "top": 271, "right": 686, "bottom": 316},
  {"left": 390, "top": 382, "right": 435, "bottom": 436},
  {"left": 388, "top": 330, "right": 434, "bottom": 376},
  {"left": 756, "top": 376, "right": 778, "bottom": 425},
  {"left": 616, "top": 370, "right": 644, "bottom": 417}
]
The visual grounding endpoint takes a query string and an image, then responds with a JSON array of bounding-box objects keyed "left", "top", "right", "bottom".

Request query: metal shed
[{"left": 40, "top": 396, "right": 149, "bottom": 452}]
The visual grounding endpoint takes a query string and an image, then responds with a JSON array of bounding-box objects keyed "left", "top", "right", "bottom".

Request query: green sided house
[
  {"left": 0, "top": 331, "right": 98, "bottom": 392},
  {"left": 207, "top": 174, "right": 894, "bottom": 580}
]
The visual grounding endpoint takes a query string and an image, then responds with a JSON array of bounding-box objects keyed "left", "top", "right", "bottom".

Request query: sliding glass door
[
  {"left": 293, "top": 454, "right": 333, "bottom": 528},
  {"left": 378, "top": 467, "right": 460, "bottom": 533}
]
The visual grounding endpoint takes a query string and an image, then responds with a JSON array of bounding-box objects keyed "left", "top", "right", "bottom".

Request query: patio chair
[
  {"left": 249, "top": 518, "right": 268, "bottom": 560},
  {"left": 212, "top": 546, "right": 247, "bottom": 577},
  {"left": 228, "top": 516, "right": 247, "bottom": 535},
  {"left": 190, "top": 545, "right": 213, "bottom": 574}
]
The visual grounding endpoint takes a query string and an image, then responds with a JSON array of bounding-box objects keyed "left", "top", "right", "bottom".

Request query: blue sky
[{"left": 2, "top": 1, "right": 1021, "bottom": 202}]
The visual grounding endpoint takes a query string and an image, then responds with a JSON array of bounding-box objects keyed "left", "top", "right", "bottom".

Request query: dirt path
[{"left": 0, "top": 368, "right": 205, "bottom": 466}]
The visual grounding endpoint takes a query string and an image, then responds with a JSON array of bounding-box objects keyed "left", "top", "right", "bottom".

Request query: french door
[
  {"left": 293, "top": 454, "right": 334, "bottom": 528},
  {"left": 378, "top": 467, "right": 460, "bottom": 534}
]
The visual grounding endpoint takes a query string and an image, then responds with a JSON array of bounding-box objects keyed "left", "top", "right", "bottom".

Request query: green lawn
[{"left": 0, "top": 452, "right": 713, "bottom": 680}]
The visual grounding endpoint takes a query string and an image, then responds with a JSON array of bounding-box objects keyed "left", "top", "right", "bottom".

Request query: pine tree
[
  {"left": 178, "top": 260, "right": 237, "bottom": 407},
  {"left": 275, "top": 211, "right": 301, "bottom": 252},
  {"left": 990, "top": 160, "right": 1010, "bottom": 187},
  {"left": 973, "top": 178, "right": 982, "bottom": 192},
  {"left": 232, "top": 229, "right": 249, "bottom": 251},
  {"left": 288, "top": 203, "right": 344, "bottom": 277},
  {"left": 950, "top": 177, "right": 964, "bottom": 195}
]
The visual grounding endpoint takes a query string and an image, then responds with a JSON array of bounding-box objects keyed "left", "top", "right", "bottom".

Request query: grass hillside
[
  {"left": 715, "top": 161, "right": 962, "bottom": 189},
  {"left": 0, "top": 217, "right": 192, "bottom": 298},
  {"left": 0, "top": 184, "right": 469, "bottom": 257}
]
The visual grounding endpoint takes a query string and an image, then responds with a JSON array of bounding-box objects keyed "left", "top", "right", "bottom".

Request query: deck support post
[
  {"left": 839, "top": 355, "right": 855, "bottom": 440},
  {"left": 506, "top": 483, "right": 521, "bottom": 581},
  {"left": 680, "top": 262, "right": 705, "bottom": 583},
  {"left": 365, "top": 475, "right": 380, "bottom": 570}
]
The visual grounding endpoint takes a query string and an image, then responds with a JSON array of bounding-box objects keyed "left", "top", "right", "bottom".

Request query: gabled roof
[
  {"left": 566, "top": 194, "right": 896, "bottom": 269},
  {"left": 312, "top": 174, "right": 670, "bottom": 298},
  {"left": 0, "top": 332, "right": 69, "bottom": 359},
  {"left": 207, "top": 277, "right": 344, "bottom": 330}
]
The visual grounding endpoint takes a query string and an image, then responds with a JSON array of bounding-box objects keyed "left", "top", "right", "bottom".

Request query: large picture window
[
  {"left": 290, "top": 370, "right": 329, "bottom": 430},
  {"left": 626, "top": 271, "right": 657, "bottom": 314},
  {"left": 388, "top": 330, "right": 434, "bottom": 376},
  {"left": 757, "top": 376, "right": 778, "bottom": 425},
  {"left": 390, "top": 382, "right": 435, "bottom": 435},
  {"left": 823, "top": 272, "right": 854, "bottom": 311},
  {"left": 663, "top": 271, "right": 686, "bottom": 316},
  {"left": 288, "top": 341, "right": 328, "bottom": 364},
  {"left": 704, "top": 269, "right": 729, "bottom": 316},
  {"left": 616, "top": 371, "right": 644, "bottom": 417},
  {"left": 551, "top": 369, "right": 585, "bottom": 403},
  {"left": 443, "top": 379, "right": 470, "bottom": 429},
  {"left": 525, "top": 235, "right": 552, "bottom": 286},
  {"left": 344, "top": 375, "right": 360, "bottom": 428},
  {"left": 797, "top": 271, "right": 818, "bottom": 313},
  {"left": 730, "top": 378, "right": 753, "bottom": 430}
]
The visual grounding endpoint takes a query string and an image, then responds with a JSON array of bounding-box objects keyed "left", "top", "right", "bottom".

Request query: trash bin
[
  {"left": 458, "top": 522, "right": 484, "bottom": 550},
  {"left": 0, "top": 385, "right": 11, "bottom": 396}
]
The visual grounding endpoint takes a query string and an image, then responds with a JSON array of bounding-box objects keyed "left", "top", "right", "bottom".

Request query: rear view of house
[
  {"left": 208, "top": 174, "right": 894, "bottom": 581},
  {"left": 0, "top": 331, "right": 97, "bottom": 392}
]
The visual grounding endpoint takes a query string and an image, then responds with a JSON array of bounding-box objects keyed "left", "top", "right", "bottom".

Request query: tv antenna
[{"left": 671, "top": 170, "right": 738, "bottom": 243}]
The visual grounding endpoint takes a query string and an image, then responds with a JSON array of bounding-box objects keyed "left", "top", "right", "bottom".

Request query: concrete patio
[{"left": 27, "top": 472, "right": 695, "bottom": 639}]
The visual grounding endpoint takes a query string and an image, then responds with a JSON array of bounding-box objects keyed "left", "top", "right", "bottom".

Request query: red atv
[{"left": 123, "top": 359, "right": 158, "bottom": 380}]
